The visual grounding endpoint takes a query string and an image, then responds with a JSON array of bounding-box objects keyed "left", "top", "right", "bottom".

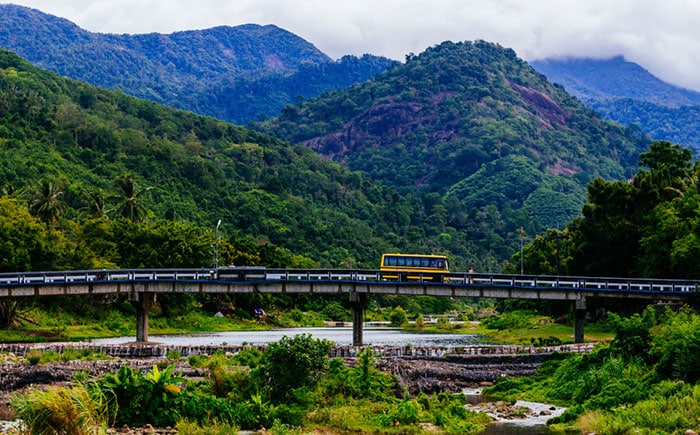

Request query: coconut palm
[
  {"left": 29, "top": 179, "right": 67, "bottom": 226},
  {"left": 113, "top": 175, "right": 153, "bottom": 222}
]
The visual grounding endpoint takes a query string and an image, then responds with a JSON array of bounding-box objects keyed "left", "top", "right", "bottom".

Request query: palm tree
[
  {"left": 114, "top": 175, "right": 153, "bottom": 222},
  {"left": 29, "top": 179, "right": 67, "bottom": 226}
]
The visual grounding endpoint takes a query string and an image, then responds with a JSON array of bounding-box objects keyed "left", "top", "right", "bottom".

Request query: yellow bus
[{"left": 380, "top": 253, "right": 450, "bottom": 282}]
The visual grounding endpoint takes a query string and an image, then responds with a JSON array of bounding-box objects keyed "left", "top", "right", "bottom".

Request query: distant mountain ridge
[
  {"left": 0, "top": 4, "right": 395, "bottom": 124},
  {"left": 531, "top": 57, "right": 700, "bottom": 152}
]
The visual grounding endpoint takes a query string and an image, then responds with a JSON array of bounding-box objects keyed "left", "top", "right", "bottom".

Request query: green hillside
[
  {"left": 0, "top": 4, "right": 395, "bottom": 125},
  {"left": 0, "top": 48, "right": 472, "bottom": 271},
  {"left": 531, "top": 56, "right": 700, "bottom": 152},
  {"left": 259, "top": 41, "right": 650, "bottom": 258}
]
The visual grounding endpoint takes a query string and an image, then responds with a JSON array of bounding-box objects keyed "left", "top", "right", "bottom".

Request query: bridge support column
[
  {"left": 130, "top": 292, "right": 156, "bottom": 343},
  {"left": 573, "top": 298, "right": 586, "bottom": 344},
  {"left": 349, "top": 292, "right": 366, "bottom": 346}
]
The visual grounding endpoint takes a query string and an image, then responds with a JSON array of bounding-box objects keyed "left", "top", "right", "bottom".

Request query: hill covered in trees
[
  {"left": 0, "top": 48, "right": 468, "bottom": 272},
  {"left": 259, "top": 41, "right": 651, "bottom": 265},
  {"left": 531, "top": 56, "right": 700, "bottom": 153},
  {"left": 0, "top": 4, "right": 395, "bottom": 125}
]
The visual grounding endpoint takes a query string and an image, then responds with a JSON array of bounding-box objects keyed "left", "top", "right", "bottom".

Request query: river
[
  {"left": 92, "top": 326, "right": 562, "bottom": 433},
  {"left": 90, "top": 326, "right": 486, "bottom": 347}
]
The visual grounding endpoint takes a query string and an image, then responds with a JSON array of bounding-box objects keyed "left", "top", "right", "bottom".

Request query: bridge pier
[
  {"left": 130, "top": 292, "right": 156, "bottom": 342},
  {"left": 350, "top": 292, "right": 366, "bottom": 346},
  {"left": 573, "top": 298, "right": 586, "bottom": 344}
]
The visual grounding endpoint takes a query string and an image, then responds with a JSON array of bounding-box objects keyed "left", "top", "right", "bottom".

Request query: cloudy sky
[{"left": 7, "top": 0, "right": 700, "bottom": 91}]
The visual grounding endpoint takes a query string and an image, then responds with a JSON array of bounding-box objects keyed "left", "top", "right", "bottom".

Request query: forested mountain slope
[
  {"left": 0, "top": 49, "right": 462, "bottom": 270},
  {"left": 260, "top": 41, "right": 650, "bottom": 260},
  {"left": 531, "top": 56, "right": 700, "bottom": 152},
  {"left": 0, "top": 4, "right": 395, "bottom": 125}
]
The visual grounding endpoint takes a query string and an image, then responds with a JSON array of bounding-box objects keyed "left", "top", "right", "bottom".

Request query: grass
[
  {"left": 452, "top": 320, "right": 614, "bottom": 345},
  {"left": 12, "top": 384, "right": 110, "bottom": 435}
]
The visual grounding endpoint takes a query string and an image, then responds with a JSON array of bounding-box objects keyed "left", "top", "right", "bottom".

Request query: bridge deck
[{"left": 0, "top": 268, "right": 696, "bottom": 301}]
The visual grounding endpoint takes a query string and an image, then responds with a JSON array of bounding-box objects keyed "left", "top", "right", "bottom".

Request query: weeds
[{"left": 13, "top": 384, "right": 110, "bottom": 435}]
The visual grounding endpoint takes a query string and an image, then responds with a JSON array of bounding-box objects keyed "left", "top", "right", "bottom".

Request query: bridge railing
[{"left": 0, "top": 268, "right": 698, "bottom": 294}]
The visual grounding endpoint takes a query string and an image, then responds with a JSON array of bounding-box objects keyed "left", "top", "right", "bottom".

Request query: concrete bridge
[{"left": 1, "top": 268, "right": 697, "bottom": 345}]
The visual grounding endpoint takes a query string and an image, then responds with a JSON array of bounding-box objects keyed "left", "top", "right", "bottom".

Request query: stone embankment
[{"left": 0, "top": 341, "right": 593, "bottom": 359}]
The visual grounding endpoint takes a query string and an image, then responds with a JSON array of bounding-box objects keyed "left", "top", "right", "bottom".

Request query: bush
[
  {"left": 483, "top": 310, "right": 533, "bottom": 330},
  {"left": 388, "top": 306, "right": 408, "bottom": 326},
  {"left": 257, "top": 334, "right": 333, "bottom": 403},
  {"left": 13, "top": 384, "right": 109, "bottom": 435}
]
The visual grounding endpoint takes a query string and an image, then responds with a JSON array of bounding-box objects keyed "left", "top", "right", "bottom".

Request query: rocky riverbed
[{"left": 0, "top": 344, "right": 568, "bottom": 433}]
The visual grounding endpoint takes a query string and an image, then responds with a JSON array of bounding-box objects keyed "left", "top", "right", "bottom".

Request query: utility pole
[
  {"left": 214, "top": 219, "right": 222, "bottom": 268},
  {"left": 520, "top": 226, "right": 524, "bottom": 275}
]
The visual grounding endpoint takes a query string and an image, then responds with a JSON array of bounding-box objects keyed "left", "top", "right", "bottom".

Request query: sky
[{"left": 6, "top": 0, "right": 700, "bottom": 92}]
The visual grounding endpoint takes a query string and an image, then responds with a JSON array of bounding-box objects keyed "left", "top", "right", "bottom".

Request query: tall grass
[
  {"left": 13, "top": 384, "right": 110, "bottom": 435},
  {"left": 574, "top": 381, "right": 700, "bottom": 434}
]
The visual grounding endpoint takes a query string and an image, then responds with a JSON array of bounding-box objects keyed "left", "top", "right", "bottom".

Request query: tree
[
  {"left": 257, "top": 334, "right": 333, "bottom": 403},
  {"left": 0, "top": 197, "right": 54, "bottom": 272},
  {"left": 28, "top": 179, "right": 67, "bottom": 227},
  {"left": 566, "top": 141, "right": 698, "bottom": 277},
  {"left": 389, "top": 306, "right": 408, "bottom": 326},
  {"left": 113, "top": 174, "right": 153, "bottom": 222},
  {"left": 0, "top": 198, "right": 57, "bottom": 328}
]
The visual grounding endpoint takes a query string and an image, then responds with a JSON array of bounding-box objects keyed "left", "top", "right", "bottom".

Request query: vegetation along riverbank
[{"left": 0, "top": 304, "right": 699, "bottom": 433}]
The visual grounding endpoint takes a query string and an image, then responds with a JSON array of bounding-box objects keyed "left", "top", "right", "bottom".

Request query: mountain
[
  {"left": 531, "top": 56, "right": 700, "bottom": 152},
  {"left": 259, "top": 41, "right": 650, "bottom": 255},
  {"left": 0, "top": 48, "right": 460, "bottom": 270},
  {"left": 0, "top": 4, "right": 395, "bottom": 125}
]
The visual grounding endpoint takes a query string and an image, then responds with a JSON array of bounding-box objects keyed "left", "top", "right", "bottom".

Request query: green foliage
[
  {"left": 482, "top": 310, "right": 534, "bottom": 330},
  {"left": 0, "top": 197, "right": 58, "bottom": 272},
  {"left": 257, "top": 334, "right": 333, "bottom": 403},
  {"left": 263, "top": 40, "right": 648, "bottom": 265},
  {"left": 176, "top": 419, "right": 240, "bottom": 435},
  {"left": 319, "top": 350, "right": 397, "bottom": 401},
  {"left": 321, "top": 300, "right": 349, "bottom": 321},
  {"left": 377, "top": 399, "right": 420, "bottom": 426},
  {"left": 574, "top": 381, "right": 700, "bottom": 434},
  {"left": 0, "top": 7, "right": 395, "bottom": 125},
  {"left": 650, "top": 307, "right": 700, "bottom": 383},
  {"left": 388, "top": 306, "right": 408, "bottom": 327},
  {"left": 521, "top": 140, "right": 700, "bottom": 279},
  {"left": 0, "top": 47, "right": 493, "bottom": 273},
  {"left": 608, "top": 308, "right": 655, "bottom": 360},
  {"left": 13, "top": 384, "right": 110, "bottom": 435},
  {"left": 99, "top": 364, "right": 188, "bottom": 427}
]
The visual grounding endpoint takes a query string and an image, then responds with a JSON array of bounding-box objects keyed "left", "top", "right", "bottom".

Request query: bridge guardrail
[{"left": 0, "top": 268, "right": 698, "bottom": 294}]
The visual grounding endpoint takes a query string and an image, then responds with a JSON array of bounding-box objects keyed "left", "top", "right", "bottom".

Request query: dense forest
[
  {"left": 0, "top": 4, "right": 396, "bottom": 125},
  {"left": 259, "top": 41, "right": 650, "bottom": 263},
  {"left": 514, "top": 141, "right": 700, "bottom": 279},
  {"left": 0, "top": 48, "right": 474, "bottom": 274}
]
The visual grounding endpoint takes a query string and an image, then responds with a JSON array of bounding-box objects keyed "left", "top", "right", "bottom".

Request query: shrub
[
  {"left": 176, "top": 419, "right": 240, "bottom": 435},
  {"left": 13, "top": 384, "right": 109, "bottom": 435},
  {"left": 388, "top": 306, "right": 408, "bottom": 326},
  {"left": 257, "top": 334, "right": 333, "bottom": 403}
]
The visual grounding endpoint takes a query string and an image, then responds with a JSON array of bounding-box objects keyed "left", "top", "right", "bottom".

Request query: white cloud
[{"left": 6, "top": 0, "right": 700, "bottom": 91}]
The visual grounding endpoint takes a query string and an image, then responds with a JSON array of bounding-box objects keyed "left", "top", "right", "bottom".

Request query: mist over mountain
[{"left": 531, "top": 57, "right": 700, "bottom": 152}]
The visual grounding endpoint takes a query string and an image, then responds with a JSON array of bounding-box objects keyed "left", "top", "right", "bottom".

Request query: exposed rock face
[{"left": 375, "top": 354, "right": 546, "bottom": 395}]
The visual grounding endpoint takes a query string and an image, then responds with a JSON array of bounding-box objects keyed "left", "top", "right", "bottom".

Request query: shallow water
[
  {"left": 464, "top": 389, "right": 565, "bottom": 434},
  {"left": 90, "top": 326, "right": 485, "bottom": 347}
]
